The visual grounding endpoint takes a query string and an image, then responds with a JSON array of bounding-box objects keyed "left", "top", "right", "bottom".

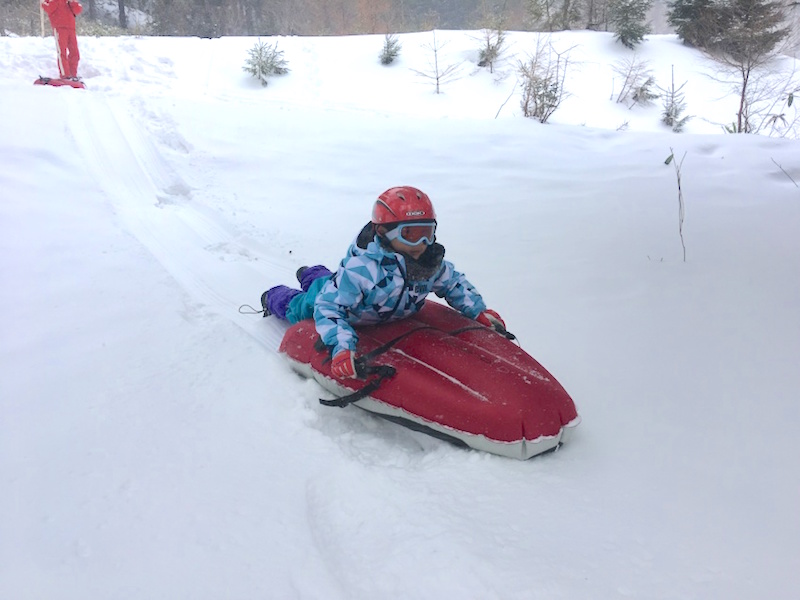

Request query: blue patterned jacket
[{"left": 314, "top": 226, "right": 487, "bottom": 357}]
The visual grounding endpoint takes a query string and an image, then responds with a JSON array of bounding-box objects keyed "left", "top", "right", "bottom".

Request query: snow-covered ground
[{"left": 1, "top": 31, "right": 799, "bottom": 599}]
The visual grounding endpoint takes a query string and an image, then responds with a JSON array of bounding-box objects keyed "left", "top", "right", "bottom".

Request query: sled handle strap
[
  {"left": 359, "top": 323, "right": 514, "bottom": 364},
  {"left": 318, "top": 323, "right": 515, "bottom": 408},
  {"left": 449, "top": 323, "right": 516, "bottom": 340},
  {"left": 487, "top": 321, "right": 516, "bottom": 341},
  {"left": 359, "top": 326, "right": 438, "bottom": 362},
  {"left": 319, "top": 363, "right": 397, "bottom": 408}
]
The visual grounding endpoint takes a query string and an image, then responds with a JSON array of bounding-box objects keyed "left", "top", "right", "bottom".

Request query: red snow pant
[{"left": 53, "top": 27, "right": 80, "bottom": 78}]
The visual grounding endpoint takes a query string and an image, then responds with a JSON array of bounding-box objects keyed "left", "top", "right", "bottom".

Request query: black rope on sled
[
  {"left": 319, "top": 322, "right": 517, "bottom": 408},
  {"left": 359, "top": 323, "right": 515, "bottom": 364},
  {"left": 319, "top": 361, "right": 397, "bottom": 408},
  {"left": 359, "top": 326, "right": 439, "bottom": 362}
]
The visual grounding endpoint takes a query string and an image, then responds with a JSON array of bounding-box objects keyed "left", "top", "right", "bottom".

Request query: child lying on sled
[{"left": 261, "top": 186, "right": 505, "bottom": 379}]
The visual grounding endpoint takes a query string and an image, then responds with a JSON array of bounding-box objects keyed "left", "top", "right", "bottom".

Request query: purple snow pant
[{"left": 265, "top": 265, "right": 333, "bottom": 321}]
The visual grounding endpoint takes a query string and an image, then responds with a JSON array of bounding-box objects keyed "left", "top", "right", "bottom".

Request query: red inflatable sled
[{"left": 279, "top": 301, "right": 580, "bottom": 459}]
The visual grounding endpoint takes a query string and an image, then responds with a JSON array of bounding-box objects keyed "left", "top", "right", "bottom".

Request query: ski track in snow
[
  {"left": 63, "top": 86, "right": 454, "bottom": 470},
  {"left": 61, "top": 82, "right": 468, "bottom": 469},
  {"left": 66, "top": 91, "right": 290, "bottom": 352}
]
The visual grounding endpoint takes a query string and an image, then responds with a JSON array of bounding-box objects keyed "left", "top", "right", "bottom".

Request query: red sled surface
[
  {"left": 34, "top": 77, "right": 86, "bottom": 89},
  {"left": 279, "top": 301, "right": 580, "bottom": 459}
]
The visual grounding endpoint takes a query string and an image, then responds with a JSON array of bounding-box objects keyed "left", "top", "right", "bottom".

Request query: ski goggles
[{"left": 383, "top": 221, "right": 436, "bottom": 246}]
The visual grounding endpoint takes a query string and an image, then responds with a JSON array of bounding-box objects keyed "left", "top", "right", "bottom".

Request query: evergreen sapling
[
  {"left": 243, "top": 39, "right": 289, "bottom": 87},
  {"left": 659, "top": 66, "right": 692, "bottom": 132},
  {"left": 379, "top": 34, "right": 402, "bottom": 65}
]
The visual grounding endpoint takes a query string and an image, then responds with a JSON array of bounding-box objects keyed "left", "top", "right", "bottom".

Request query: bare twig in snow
[
  {"left": 771, "top": 157, "right": 799, "bottom": 187},
  {"left": 495, "top": 80, "right": 518, "bottom": 119},
  {"left": 666, "top": 148, "right": 688, "bottom": 262}
]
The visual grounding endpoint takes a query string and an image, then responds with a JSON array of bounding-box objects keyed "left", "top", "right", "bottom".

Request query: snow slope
[{"left": 1, "top": 31, "right": 799, "bottom": 599}]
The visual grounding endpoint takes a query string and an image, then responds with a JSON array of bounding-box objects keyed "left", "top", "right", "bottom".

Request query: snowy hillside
[{"left": 1, "top": 31, "right": 799, "bottom": 599}]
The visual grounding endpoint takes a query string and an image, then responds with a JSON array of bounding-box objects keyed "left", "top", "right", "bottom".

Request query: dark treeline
[
  {"left": 4, "top": 0, "right": 795, "bottom": 47},
  {"left": 147, "top": 0, "right": 529, "bottom": 37},
  {"left": 0, "top": 0, "right": 530, "bottom": 36}
]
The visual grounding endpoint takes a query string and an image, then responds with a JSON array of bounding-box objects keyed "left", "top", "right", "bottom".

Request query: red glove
[
  {"left": 331, "top": 350, "right": 358, "bottom": 379},
  {"left": 476, "top": 309, "right": 506, "bottom": 331}
]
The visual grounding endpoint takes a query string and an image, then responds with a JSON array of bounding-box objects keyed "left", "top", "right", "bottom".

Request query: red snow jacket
[{"left": 41, "top": 0, "right": 82, "bottom": 29}]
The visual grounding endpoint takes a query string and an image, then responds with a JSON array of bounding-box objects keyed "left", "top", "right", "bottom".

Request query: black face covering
[{"left": 402, "top": 242, "right": 445, "bottom": 280}]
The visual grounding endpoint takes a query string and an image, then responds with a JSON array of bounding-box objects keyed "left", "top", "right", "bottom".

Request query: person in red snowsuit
[{"left": 41, "top": 0, "right": 83, "bottom": 79}]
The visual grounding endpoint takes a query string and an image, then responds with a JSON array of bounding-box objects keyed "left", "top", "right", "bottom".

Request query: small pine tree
[
  {"left": 608, "top": 0, "right": 653, "bottom": 49},
  {"left": 518, "top": 38, "right": 571, "bottom": 123},
  {"left": 379, "top": 34, "right": 402, "bottom": 65},
  {"left": 411, "top": 31, "right": 462, "bottom": 95},
  {"left": 631, "top": 76, "right": 659, "bottom": 106},
  {"left": 520, "top": 75, "right": 562, "bottom": 121},
  {"left": 613, "top": 55, "right": 654, "bottom": 105},
  {"left": 243, "top": 39, "right": 289, "bottom": 87},
  {"left": 659, "top": 66, "right": 692, "bottom": 132},
  {"left": 477, "top": 28, "right": 506, "bottom": 73}
]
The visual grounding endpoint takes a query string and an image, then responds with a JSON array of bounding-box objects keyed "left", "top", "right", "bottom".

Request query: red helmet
[{"left": 372, "top": 186, "right": 436, "bottom": 226}]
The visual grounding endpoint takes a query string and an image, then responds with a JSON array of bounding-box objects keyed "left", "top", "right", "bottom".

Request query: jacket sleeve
[
  {"left": 313, "top": 258, "right": 367, "bottom": 357},
  {"left": 41, "top": 1, "right": 56, "bottom": 15},
  {"left": 69, "top": 1, "right": 83, "bottom": 16},
  {"left": 432, "top": 260, "right": 487, "bottom": 319}
]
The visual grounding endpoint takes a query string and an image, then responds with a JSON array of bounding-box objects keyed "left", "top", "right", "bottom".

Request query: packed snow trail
[{"left": 66, "top": 91, "right": 290, "bottom": 350}]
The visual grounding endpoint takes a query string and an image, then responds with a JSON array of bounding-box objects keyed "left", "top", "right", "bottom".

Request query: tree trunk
[
  {"left": 119, "top": 0, "right": 128, "bottom": 29},
  {"left": 737, "top": 67, "right": 750, "bottom": 133}
]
